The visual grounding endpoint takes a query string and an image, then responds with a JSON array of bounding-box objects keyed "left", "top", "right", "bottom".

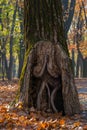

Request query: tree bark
[
  {"left": 24, "top": 0, "right": 68, "bottom": 54},
  {"left": 75, "top": 4, "right": 84, "bottom": 78},
  {"left": 83, "top": 58, "right": 87, "bottom": 77},
  {"left": 19, "top": 0, "right": 80, "bottom": 115},
  {"left": 7, "top": 0, "right": 18, "bottom": 80},
  {"left": 18, "top": 6, "right": 25, "bottom": 78}
]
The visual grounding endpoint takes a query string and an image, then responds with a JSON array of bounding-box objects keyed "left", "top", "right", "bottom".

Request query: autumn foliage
[{"left": 0, "top": 80, "right": 87, "bottom": 129}]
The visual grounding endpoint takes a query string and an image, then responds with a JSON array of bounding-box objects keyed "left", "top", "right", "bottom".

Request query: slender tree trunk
[
  {"left": 72, "top": 49, "right": 75, "bottom": 76},
  {"left": 62, "top": 0, "right": 76, "bottom": 33},
  {"left": 0, "top": 5, "right": 9, "bottom": 80},
  {"left": 7, "top": 0, "right": 18, "bottom": 80},
  {"left": 82, "top": 1, "right": 87, "bottom": 27},
  {"left": 19, "top": 0, "right": 80, "bottom": 115},
  {"left": 83, "top": 58, "right": 87, "bottom": 77},
  {"left": 18, "top": 6, "right": 25, "bottom": 78},
  {"left": 76, "top": 50, "right": 83, "bottom": 78},
  {"left": 75, "top": 4, "right": 84, "bottom": 78}
]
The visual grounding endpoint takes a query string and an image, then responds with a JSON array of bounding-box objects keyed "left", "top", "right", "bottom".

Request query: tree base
[{"left": 19, "top": 41, "right": 80, "bottom": 115}]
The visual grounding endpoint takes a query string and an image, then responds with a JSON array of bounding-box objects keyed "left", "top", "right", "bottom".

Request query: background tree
[
  {"left": 62, "top": 0, "right": 76, "bottom": 34},
  {"left": 19, "top": 0, "right": 80, "bottom": 115},
  {"left": 0, "top": 0, "right": 24, "bottom": 80},
  {"left": 18, "top": 3, "right": 25, "bottom": 78},
  {"left": 68, "top": 0, "right": 87, "bottom": 77}
]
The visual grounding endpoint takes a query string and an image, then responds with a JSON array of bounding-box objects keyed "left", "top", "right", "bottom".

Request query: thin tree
[
  {"left": 18, "top": 5, "right": 25, "bottom": 78},
  {"left": 62, "top": 0, "right": 76, "bottom": 33}
]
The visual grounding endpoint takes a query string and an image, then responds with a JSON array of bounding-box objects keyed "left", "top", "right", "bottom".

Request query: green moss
[
  {"left": 9, "top": 44, "right": 33, "bottom": 107},
  {"left": 19, "top": 44, "right": 33, "bottom": 86},
  {"left": 9, "top": 89, "right": 20, "bottom": 107}
]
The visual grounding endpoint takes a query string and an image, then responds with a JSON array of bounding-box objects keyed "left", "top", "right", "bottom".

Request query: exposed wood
[{"left": 19, "top": 41, "right": 80, "bottom": 115}]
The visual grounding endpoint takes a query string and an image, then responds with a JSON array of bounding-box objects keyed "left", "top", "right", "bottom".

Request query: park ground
[{"left": 0, "top": 79, "right": 87, "bottom": 130}]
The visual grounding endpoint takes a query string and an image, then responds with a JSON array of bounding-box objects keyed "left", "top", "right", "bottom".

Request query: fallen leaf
[
  {"left": 73, "top": 121, "right": 80, "bottom": 127},
  {"left": 0, "top": 115, "right": 5, "bottom": 123},
  {"left": 59, "top": 119, "right": 65, "bottom": 126},
  {"left": 83, "top": 125, "right": 87, "bottom": 130}
]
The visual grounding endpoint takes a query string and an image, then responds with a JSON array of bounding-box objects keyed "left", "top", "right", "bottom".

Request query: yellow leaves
[
  {"left": 0, "top": 115, "right": 5, "bottom": 123},
  {"left": 37, "top": 119, "right": 59, "bottom": 130},
  {"left": 83, "top": 125, "right": 87, "bottom": 130},
  {"left": 0, "top": 106, "right": 7, "bottom": 113},
  {"left": 15, "top": 101, "right": 23, "bottom": 109},
  {"left": 6, "top": 121, "right": 13, "bottom": 130},
  {"left": 16, "top": 116, "right": 28, "bottom": 127},
  {"left": 10, "top": 112, "right": 18, "bottom": 120},
  {"left": 0, "top": 80, "right": 87, "bottom": 129},
  {"left": 18, "top": 115, "right": 27, "bottom": 124},
  {"left": 37, "top": 122, "right": 49, "bottom": 130},
  {"left": 5, "top": 113, "right": 11, "bottom": 120},
  {"left": 59, "top": 119, "right": 66, "bottom": 126},
  {"left": 73, "top": 121, "right": 81, "bottom": 127},
  {"left": 18, "top": 0, "right": 24, "bottom": 8}
]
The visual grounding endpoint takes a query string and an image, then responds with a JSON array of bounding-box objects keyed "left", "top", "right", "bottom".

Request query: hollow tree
[{"left": 19, "top": 0, "right": 80, "bottom": 115}]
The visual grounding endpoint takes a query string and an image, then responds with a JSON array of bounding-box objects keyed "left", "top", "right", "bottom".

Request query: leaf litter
[{"left": 0, "top": 79, "right": 87, "bottom": 130}]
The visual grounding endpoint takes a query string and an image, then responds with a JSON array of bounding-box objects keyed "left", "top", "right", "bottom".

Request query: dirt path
[{"left": 75, "top": 78, "right": 87, "bottom": 110}]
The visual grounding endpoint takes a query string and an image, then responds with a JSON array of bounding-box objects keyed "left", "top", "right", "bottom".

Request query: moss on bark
[{"left": 19, "top": 44, "right": 33, "bottom": 86}]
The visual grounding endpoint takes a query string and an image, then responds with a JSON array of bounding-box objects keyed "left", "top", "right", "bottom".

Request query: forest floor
[{"left": 0, "top": 79, "right": 87, "bottom": 130}]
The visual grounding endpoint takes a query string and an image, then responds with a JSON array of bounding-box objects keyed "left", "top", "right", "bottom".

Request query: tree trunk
[
  {"left": 76, "top": 50, "right": 83, "bottom": 78},
  {"left": 83, "top": 58, "right": 87, "bottom": 77},
  {"left": 7, "top": 0, "right": 18, "bottom": 80},
  {"left": 75, "top": 4, "right": 84, "bottom": 78},
  {"left": 19, "top": 0, "right": 80, "bottom": 115},
  {"left": 18, "top": 6, "right": 25, "bottom": 78}
]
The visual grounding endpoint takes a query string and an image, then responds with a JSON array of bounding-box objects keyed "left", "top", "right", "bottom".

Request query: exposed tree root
[
  {"left": 46, "top": 83, "right": 51, "bottom": 109},
  {"left": 51, "top": 87, "right": 58, "bottom": 112},
  {"left": 37, "top": 80, "right": 61, "bottom": 112},
  {"left": 37, "top": 81, "right": 46, "bottom": 110}
]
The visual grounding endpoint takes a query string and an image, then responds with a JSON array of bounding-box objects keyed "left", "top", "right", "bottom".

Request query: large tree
[{"left": 18, "top": 0, "right": 80, "bottom": 115}]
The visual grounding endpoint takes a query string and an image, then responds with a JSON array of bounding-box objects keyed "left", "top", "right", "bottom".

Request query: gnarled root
[
  {"left": 46, "top": 83, "right": 51, "bottom": 109},
  {"left": 51, "top": 87, "right": 58, "bottom": 113},
  {"left": 37, "top": 80, "right": 60, "bottom": 113},
  {"left": 37, "top": 81, "right": 46, "bottom": 110},
  {"left": 37, "top": 82, "right": 51, "bottom": 111}
]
